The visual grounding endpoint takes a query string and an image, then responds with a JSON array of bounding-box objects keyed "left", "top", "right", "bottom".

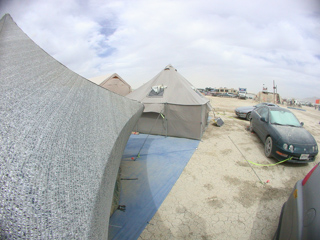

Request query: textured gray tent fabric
[
  {"left": 0, "top": 14, "right": 143, "bottom": 239},
  {"left": 126, "top": 65, "right": 211, "bottom": 140}
]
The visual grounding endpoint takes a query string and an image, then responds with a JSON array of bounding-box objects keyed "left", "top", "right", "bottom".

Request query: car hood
[
  {"left": 273, "top": 125, "right": 317, "bottom": 145},
  {"left": 235, "top": 106, "right": 254, "bottom": 112}
]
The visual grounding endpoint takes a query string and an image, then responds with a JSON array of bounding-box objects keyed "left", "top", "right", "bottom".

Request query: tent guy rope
[
  {"left": 134, "top": 112, "right": 164, "bottom": 160},
  {"left": 228, "top": 135, "right": 264, "bottom": 184}
]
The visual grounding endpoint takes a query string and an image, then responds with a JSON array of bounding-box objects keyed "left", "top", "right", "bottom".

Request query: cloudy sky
[{"left": 1, "top": 0, "right": 320, "bottom": 99}]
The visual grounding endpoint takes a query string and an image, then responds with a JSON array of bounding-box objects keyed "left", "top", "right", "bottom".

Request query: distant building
[
  {"left": 256, "top": 91, "right": 282, "bottom": 103},
  {"left": 215, "top": 87, "right": 238, "bottom": 94}
]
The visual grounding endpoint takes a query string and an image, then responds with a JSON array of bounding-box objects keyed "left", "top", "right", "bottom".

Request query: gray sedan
[
  {"left": 235, "top": 102, "right": 278, "bottom": 120},
  {"left": 274, "top": 163, "right": 320, "bottom": 239}
]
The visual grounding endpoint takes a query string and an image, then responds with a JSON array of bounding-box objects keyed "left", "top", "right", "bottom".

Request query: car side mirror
[
  {"left": 260, "top": 117, "right": 266, "bottom": 122},
  {"left": 301, "top": 122, "right": 304, "bottom": 126}
]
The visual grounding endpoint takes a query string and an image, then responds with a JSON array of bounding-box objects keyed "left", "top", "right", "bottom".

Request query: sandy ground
[{"left": 139, "top": 96, "right": 320, "bottom": 240}]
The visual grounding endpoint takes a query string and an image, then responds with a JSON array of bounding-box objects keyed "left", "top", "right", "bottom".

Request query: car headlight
[
  {"left": 283, "top": 143, "right": 288, "bottom": 150},
  {"left": 289, "top": 145, "right": 294, "bottom": 153},
  {"left": 313, "top": 145, "right": 318, "bottom": 152}
]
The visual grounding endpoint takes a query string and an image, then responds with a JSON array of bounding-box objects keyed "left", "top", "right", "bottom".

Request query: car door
[
  {"left": 254, "top": 107, "right": 268, "bottom": 141},
  {"left": 259, "top": 107, "right": 270, "bottom": 140}
]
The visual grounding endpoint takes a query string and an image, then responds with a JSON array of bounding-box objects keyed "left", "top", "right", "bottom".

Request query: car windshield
[{"left": 270, "top": 110, "right": 301, "bottom": 127}]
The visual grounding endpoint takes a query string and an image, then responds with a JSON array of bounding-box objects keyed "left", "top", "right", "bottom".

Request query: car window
[
  {"left": 256, "top": 107, "right": 264, "bottom": 115},
  {"left": 267, "top": 103, "right": 277, "bottom": 107},
  {"left": 255, "top": 103, "right": 264, "bottom": 108},
  {"left": 270, "top": 110, "right": 301, "bottom": 126},
  {"left": 260, "top": 107, "right": 269, "bottom": 121}
]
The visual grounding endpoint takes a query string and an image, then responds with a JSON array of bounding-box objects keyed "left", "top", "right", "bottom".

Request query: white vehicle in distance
[{"left": 238, "top": 88, "right": 247, "bottom": 99}]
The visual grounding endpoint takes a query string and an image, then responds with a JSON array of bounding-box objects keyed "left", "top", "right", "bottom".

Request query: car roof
[
  {"left": 262, "top": 102, "right": 277, "bottom": 106},
  {"left": 266, "top": 106, "right": 290, "bottom": 112}
]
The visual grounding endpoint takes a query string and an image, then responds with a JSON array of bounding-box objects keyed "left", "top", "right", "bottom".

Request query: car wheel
[
  {"left": 265, "top": 136, "right": 273, "bottom": 158},
  {"left": 246, "top": 112, "right": 251, "bottom": 121},
  {"left": 249, "top": 119, "right": 254, "bottom": 132}
]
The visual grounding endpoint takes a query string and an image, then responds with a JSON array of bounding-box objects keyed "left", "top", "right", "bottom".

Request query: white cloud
[{"left": 1, "top": 0, "right": 319, "bottom": 98}]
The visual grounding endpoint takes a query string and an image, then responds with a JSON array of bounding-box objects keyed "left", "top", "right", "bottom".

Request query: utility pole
[{"left": 273, "top": 80, "right": 277, "bottom": 104}]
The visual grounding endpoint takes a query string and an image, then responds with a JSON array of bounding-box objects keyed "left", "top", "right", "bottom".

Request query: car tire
[
  {"left": 249, "top": 119, "right": 254, "bottom": 132},
  {"left": 265, "top": 136, "right": 273, "bottom": 158},
  {"left": 246, "top": 112, "right": 251, "bottom": 121}
]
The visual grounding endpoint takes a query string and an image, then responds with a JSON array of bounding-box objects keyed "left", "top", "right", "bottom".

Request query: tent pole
[
  {"left": 165, "top": 103, "right": 168, "bottom": 138},
  {"left": 200, "top": 105, "right": 204, "bottom": 139}
]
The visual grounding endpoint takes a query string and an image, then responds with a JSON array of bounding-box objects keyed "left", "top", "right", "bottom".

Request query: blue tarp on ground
[{"left": 109, "top": 134, "right": 200, "bottom": 240}]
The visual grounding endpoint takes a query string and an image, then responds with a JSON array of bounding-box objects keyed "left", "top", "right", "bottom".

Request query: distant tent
[
  {"left": 127, "top": 64, "right": 212, "bottom": 140},
  {"left": 0, "top": 14, "right": 143, "bottom": 239},
  {"left": 89, "top": 73, "right": 132, "bottom": 96}
]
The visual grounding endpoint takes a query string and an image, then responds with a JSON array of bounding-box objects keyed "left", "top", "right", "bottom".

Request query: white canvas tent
[
  {"left": 89, "top": 73, "right": 132, "bottom": 96},
  {"left": 127, "top": 64, "right": 212, "bottom": 140}
]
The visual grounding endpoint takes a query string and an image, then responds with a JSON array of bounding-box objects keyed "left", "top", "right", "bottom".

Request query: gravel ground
[{"left": 139, "top": 96, "right": 320, "bottom": 240}]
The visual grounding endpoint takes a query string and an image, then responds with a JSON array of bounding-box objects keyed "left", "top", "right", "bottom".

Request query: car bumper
[
  {"left": 277, "top": 181, "right": 304, "bottom": 239},
  {"left": 234, "top": 111, "right": 247, "bottom": 119},
  {"left": 272, "top": 144, "right": 318, "bottom": 163}
]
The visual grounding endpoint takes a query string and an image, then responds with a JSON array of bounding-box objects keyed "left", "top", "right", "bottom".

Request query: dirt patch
[
  {"left": 206, "top": 196, "right": 223, "bottom": 208},
  {"left": 202, "top": 124, "right": 222, "bottom": 139},
  {"left": 203, "top": 183, "right": 214, "bottom": 190},
  {"left": 223, "top": 176, "right": 291, "bottom": 208},
  {"left": 220, "top": 149, "right": 233, "bottom": 155},
  {"left": 223, "top": 175, "right": 242, "bottom": 186},
  {"left": 175, "top": 206, "right": 187, "bottom": 214},
  {"left": 260, "top": 186, "right": 291, "bottom": 202},
  {"left": 236, "top": 161, "right": 250, "bottom": 167},
  {"left": 183, "top": 169, "right": 197, "bottom": 180},
  {"left": 202, "top": 151, "right": 217, "bottom": 157}
]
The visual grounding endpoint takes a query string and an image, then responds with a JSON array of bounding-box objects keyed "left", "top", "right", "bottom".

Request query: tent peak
[
  {"left": 1, "top": 13, "right": 12, "bottom": 20},
  {"left": 164, "top": 64, "right": 177, "bottom": 71}
]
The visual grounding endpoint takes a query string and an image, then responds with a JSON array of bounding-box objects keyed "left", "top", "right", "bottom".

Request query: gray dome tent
[
  {"left": 127, "top": 65, "right": 212, "bottom": 140},
  {"left": 0, "top": 14, "right": 143, "bottom": 239}
]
